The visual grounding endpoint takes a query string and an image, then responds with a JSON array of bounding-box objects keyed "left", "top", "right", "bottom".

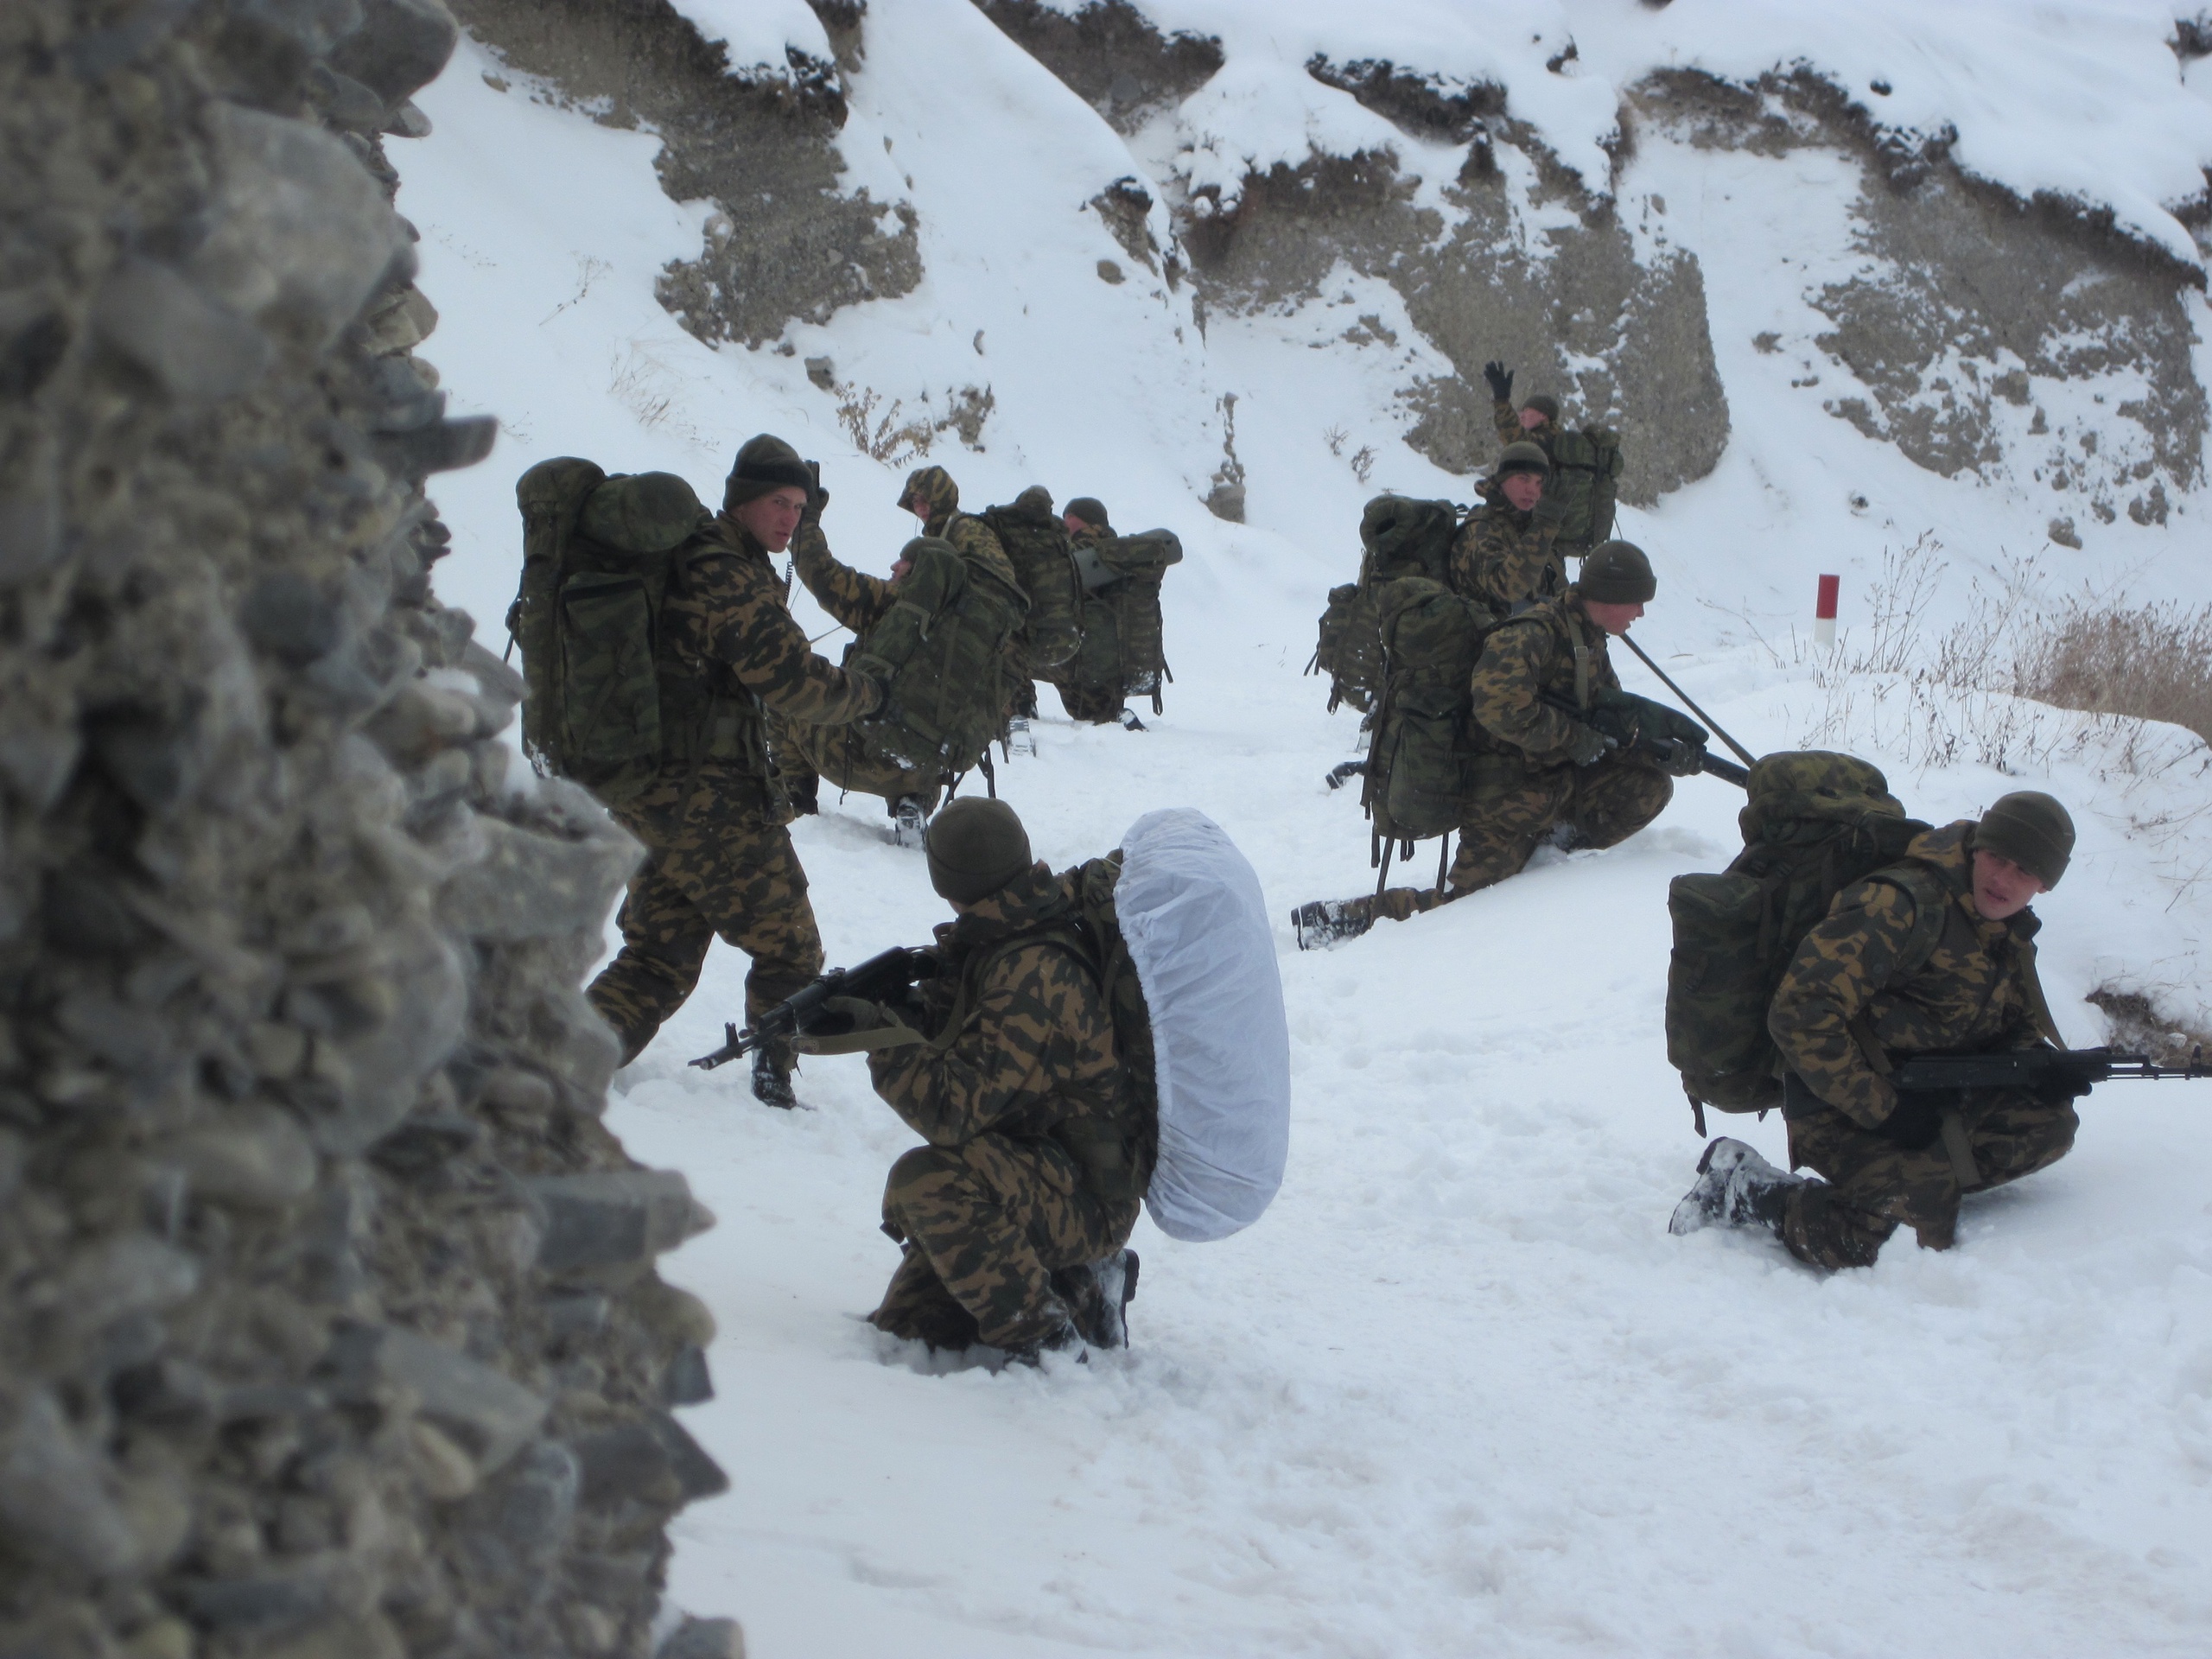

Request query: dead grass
[
  {"left": 2012, "top": 601, "right": 2212, "bottom": 747},
  {"left": 2086, "top": 987, "right": 2212, "bottom": 1066}
]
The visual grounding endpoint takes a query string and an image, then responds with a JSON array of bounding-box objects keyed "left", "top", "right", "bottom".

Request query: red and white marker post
[{"left": 1815, "top": 573, "right": 1840, "bottom": 650}]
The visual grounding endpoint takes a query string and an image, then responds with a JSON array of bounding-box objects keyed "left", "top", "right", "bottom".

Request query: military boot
[
  {"left": 1116, "top": 707, "right": 1147, "bottom": 732},
  {"left": 1004, "top": 1319, "right": 1086, "bottom": 1369},
  {"left": 890, "top": 795, "right": 929, "bottom": 849},
  {"left": 1324, "top": 760, "right": 1366, "bottom": 791},
  {"left": 1292, "top": 897, "right": 1373, "bottom": 950},
  {"left": 1669, "top": 1137, "right": 1805, "bottom": 1236},
  {"left": 1007, "top": 715, "right": 1037, "bottom": 757},
  {"left": 751, "top": 1049, "right": 798, "bottom": 1110},
  {"left": 1052, "top": 1249, "right": 1139, "bottom": 1351}
]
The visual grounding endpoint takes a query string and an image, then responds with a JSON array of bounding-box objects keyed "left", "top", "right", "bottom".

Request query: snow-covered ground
[{"left": 398, "top": 8, "right": 2212, "bottom": 1653}]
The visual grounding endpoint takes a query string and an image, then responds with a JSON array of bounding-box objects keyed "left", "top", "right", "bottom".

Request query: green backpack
[
  {"left": 847, "top": 535, "right": 1028, "bottom": 777},
  {"left": 510, "top": 459, "right": 711, "bottom": 808},
  {"left": 1360, "top": 577, "right": 1494, "bottom": 846},
  {"left": 1066, "top": 529, "right": 1184, "bottom": 711},
  {"left": 1309, "top": 495, "right": 1460, "bottom": 714},
  {"left": 1664, "top": 751, "right": 1936, "bottom": 1133},
  {"left": 981, "top": 499, "right": 1083, "bottom": 674},
  {"left": 1547, "top": 428, "right": 1624, "bottom": 553}
]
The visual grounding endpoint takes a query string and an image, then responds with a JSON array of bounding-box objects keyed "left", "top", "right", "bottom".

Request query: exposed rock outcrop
[{"left": 2, "top": 3, "right": 726, "bottom": 1655}]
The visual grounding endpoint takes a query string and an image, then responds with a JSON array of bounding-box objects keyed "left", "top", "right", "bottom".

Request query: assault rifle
[
  {"left": 1538, "top": 690, "right": 1750, "bottom": 787},
  {"left": 690, "top": 946, "right": 935, "bottom": 1071},
  {"left": 1892, "top": 1045, "right": 2208, "bottom": 1096}
]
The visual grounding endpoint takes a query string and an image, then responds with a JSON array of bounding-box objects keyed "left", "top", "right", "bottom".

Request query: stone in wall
[
  {"left": 448, "top": 0, "right": 918, "bottom": 350},
  {"left": 0, "top": 3, "right": 728, "bottom": 1655}
]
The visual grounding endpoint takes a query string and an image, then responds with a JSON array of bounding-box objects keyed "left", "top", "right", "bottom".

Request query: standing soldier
[
  {"left": 798, "top": 799, "right": 1146, "bottom": 1362},
  {"left": 1058, "top": 498, "right": 1131, "bottom": 725},
  {"left": 1483, "top": 360, "right": 1560, "bottom": 455},
  {"left": 584, "top": 434, "right": 883, "bottom": 1107},
  {"left": 1672, "top": 794, "right": 2083, "bottom": 1269},
  {"left": 1294, "top": 541, "right": 1694, "bottom": 945},
  {"left": 1452, "top": 441, "right": 1568, "bottom": 614}
]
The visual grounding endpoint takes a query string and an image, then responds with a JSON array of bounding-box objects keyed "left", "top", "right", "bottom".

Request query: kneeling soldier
[
  {"left": 1672, "top": 792, "right": 2082, "bottom": 1268},
  {"left": 802, "top": 799, "right": 1145, "bottom": 1361}
]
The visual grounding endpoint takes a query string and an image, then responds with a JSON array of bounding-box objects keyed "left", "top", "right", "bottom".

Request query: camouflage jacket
[
  {"left": 1769, "top": 822, "right": 2054, "bottom": 1129},
  {"left": 868, "top": 862, "right": 1127, "bottom": 1173},
  {"left": 1451, "top": 483, "right": 1564, "bottom": 613},
  {"left": 789, "top": 514, "right": 894, "bottom": 637},
  {"left": 929, "top": 510, "right": 1021, "bottom": 589},
  {"left": 1491, "top": 396, "right": 1559, "bottom": 454},
  {"left": 1466, "top": 588, "right": 1621, "bottom": 762}
]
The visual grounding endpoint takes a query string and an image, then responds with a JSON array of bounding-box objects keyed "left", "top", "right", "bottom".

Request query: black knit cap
[
  {"left": 1976, "top": 791, "right": 2075, "bottom": 888},
  {"left": 1495, "top": 441, "right": 1551, "bottom": 480},
  {"left": 1065, "top": 496, "right": 1110, "bottom": 530},
  {"left": 1523, "top": 393, "right": 1560, "bottom": 423},
  {"left": 925, "top": 798, "right": 1033, "bottom": 905},
  {"left": 723, "top": 433, "right": 811, "bottom": 510},
  {"left": 1578, "top": 539, "right": 1656, "bottom": 604}
]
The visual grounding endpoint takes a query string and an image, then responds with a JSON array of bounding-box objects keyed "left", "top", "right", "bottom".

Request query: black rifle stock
[
  {"left": 1537, "top": 691, "right": 1750, "bottom": 787},
  {"left": 1891, "top": 1045, "right": 2208, "bottom": 1095},
  {"left": 690, "top": 945, "right": 934, "bottom": 1071}
]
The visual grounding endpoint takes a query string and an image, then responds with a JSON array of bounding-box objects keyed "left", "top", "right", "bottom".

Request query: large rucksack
[
  {"left": 510, "top": 458, "right": 711, "bottom": 808},
  {"left": 846, "top": 535, "right": 1027, "bottom": 777},
  {"left": 1359, "top": 577, "right": 1494, "bottom": 849},
  {"left": 980, "top": 499, "right": 1083, "bottom": 673},
  {"left": 1067, "top": 528, "right": 1183, "bottom": 712},
  {"left": 1664, "top": 752, "right": 1936, "bottom": 1134},
  {"left": 1547, "top": 427, "right": 1624, "bottom": 553},
  {"left": 1309, "top": 494, "right": 1460, "bottom": 713},
  {"left": 1063, "top": 808, "right": 1289, "bottom": 1242}
]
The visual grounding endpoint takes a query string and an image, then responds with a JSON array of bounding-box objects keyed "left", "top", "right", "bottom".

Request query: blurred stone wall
[{"left": 0, "top": 3, "right": 735, "bottom": 1656}]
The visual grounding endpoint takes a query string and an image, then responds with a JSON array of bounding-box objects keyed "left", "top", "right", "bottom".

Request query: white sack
[{"left": 1117, "top": 808, "right": 1291, "bottom": 1242}]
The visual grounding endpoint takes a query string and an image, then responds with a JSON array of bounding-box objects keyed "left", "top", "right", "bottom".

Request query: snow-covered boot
[
  {"left": 1669, "top": 1137, "right": 1805, "bottom": 1236},
  {"left": 1053, "top": 1249, "right": 1139, "bottom": 1350},
  {"left": 1007, "top": 715, "right": 1037, "bottom": 757},
  {"left": 890, "top": 794, "right": 929, "bottom": 849},
  {"left": 1324, "top": 760, "right": 1366, "bottom": 791},
  {"left": 1116, "top": 707, "right": 1147, "bottom": 732},
  {"left": 1003, "top": 1318, "right": 1086, "bottom": 1369},
  {"left": 1292, "top": 897, "right": 1372, "bottom": 951},
  {"left": 751, "top": 1049, "right": 798, "bottom": 1110}
]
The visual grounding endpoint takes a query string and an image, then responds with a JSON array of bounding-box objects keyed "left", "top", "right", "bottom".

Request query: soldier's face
[
  {"left": 734, "top": 486, "right": 808, "bottom": 551},
  {"left": 1582, "top": 598, "right": 1644, "bottom": 635},
  {"left": 1519, "top": 407, "right": 1547, "bottom": 430},
  {"left": 1502, "top": 472, "right": 1544, "bottom": 512},
  {"left": 907, "top": 495, "right": 931, "bottom": 524},
  {"left": 1971, "top": 849, "right": 2047, "bottom": 920}
]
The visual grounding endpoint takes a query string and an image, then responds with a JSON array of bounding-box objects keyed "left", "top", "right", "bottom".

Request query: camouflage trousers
[
  {"left": 1782, "top": 1090, "right": 2079, "bottom": 1269},
  {"left": 778, "top": 715, "right": 940, "bottom": 814},
  {"left": 1370, "top": 756, "right": 1672, "bottom": 920},
  {"left": 872, "top": 1133, "right": 1138, "bottom": 1351},
  {"left": 585, "top": 779, "right": 823, "bottom": 1067}
]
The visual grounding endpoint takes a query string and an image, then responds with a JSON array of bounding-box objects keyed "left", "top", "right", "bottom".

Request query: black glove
[
  {"left": 1649, "top": 736, "right": 1707, "bottom": 778},
  {"left": 1530, "top": 489, "right": 1567, "bottom": 526},
  {"left": 1563, "top": 722, "right": 1611, "bottom": 767},
  {"left": 805, "top": 460, "right": 828, "bottom": 515},
  {"left": 1482, "top": 360, "right": 1513, "bottom": 403}
]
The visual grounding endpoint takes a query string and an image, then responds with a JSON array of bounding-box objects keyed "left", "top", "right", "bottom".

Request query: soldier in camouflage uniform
[
  {"left": 1056, "top": 497, "right": 1139, "bottom": 727},
  {"left": 584, "top": 434, "right": 883, "bottom": 1107},
  {"left": 899, "top": 463, "right": 1020, "bottom": 587},
  {"left": 776, "top": 504, "right": 940, "bottom": 842},
  {"left": 798, "top": 799, "right": 1145, "bottom": 1360},
  {"left": 1451, "top": 441, "right": 1569, "bottom": 613},
  {"left": 1673, "top": 793, "right": 2081, "bottom": 1270},
  {"left": 1483, "top": 361, "right": 1560, "bottom": 455},
  {"left": 1293, "top": 542, "right": 1688, "bottom": 945}
]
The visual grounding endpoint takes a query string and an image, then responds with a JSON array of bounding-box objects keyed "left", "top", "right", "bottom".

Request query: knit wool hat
[
  {"left": 1064, "top": 496, "right": 1110, "bottom": 530},
  {"left": 1522, "top": 393, "right": 1561, "bottom": 423},
  {"left": 1976, "top": 791, "right": 2075, "bottom": 888},
  {"left": 1495, "top": 441, "right": 1551, "bottom": 480},
  {"left": 723, "top": 433, "right": 811, "bottom": 510},
  {"left": 1578, "top": 539, "right": 1656, "bottom": 605},
  {"left": 925, "top": 798, "right": 1033, "bottom": 905},
  {"left": 1012, "top": 484, "right": 1055, "bottom": 518}
]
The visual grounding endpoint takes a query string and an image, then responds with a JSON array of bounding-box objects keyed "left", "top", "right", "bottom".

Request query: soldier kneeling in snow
[
  {"left": 1673, "top": 792, "right": 2082, "bottom": 1268},
  {"left": 798, "top": 799, "right": 1146, "bottom": 1363}
]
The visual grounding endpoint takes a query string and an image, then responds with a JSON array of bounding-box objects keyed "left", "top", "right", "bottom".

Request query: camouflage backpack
[
  {"left": 1546, "top": 428, "right": 1624, "bottom": 554},
  {"left": 980, "top": 498, "right": 1083, "bottom": 674},
  {"left": 847, "top": 535, "right": 1027, "bottom": 777},
  {"left": 1664, "top": 752, "right": 1936, "bottom": 1134},
  {"left": 1067, "top": 528, "right": 1184, "bottom": 712},
  {"left": 1360, "top": 577, "right": 1494, "bottom": 846},
  {"left": 510, "top": 459, "right": 711, "bottom": 808},
  {"left": 1309, "top": 494, "right": 1460, "bottom": 714}
]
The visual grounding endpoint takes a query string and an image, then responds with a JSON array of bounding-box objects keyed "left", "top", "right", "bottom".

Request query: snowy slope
[{"left": 397, "top": 6, "right": 2212, "bottom": 1654}]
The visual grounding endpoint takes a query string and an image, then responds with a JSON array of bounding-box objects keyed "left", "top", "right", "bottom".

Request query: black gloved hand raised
[{"left": 1482, "top": 360, "right": 1514, "bottom": 403}]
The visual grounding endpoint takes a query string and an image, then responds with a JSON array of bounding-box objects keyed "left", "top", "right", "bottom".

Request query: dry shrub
[
  {"left": 2086, "top": 987, "right": 2212, "bottom": 1066},
  {"left": 2012, "top": 601, "right": 2212, "bottom": 746}
]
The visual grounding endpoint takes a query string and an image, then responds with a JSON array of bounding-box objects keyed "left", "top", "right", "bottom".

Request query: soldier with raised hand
[
  {"left": 799, "top": 799, "right": 1147, "bottom": 1363},
  {"left": 1673, "top": 793, "right": 2084, "bottom": 1270},
  {"left": 1294, "top": 540, "right": 1689, "bottom": 946},
  {"left": 1452, "top": 440, "right": 1569, "bottom": 613},
  {"left": 1483, "top": 360, "right": 1560, "bottom": 454},
  {"left": 584, "top": 434, "right": 883, "bottom": 1108}
]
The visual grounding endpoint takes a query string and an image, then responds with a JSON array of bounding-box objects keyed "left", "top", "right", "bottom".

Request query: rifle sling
[{"left": 1938, "top": 1109, "right": 1981, "bottom": 1191}]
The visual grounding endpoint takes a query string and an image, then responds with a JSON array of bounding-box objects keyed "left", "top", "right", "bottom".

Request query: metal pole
[{"left": 1618, "top": 632, "right": 1758, "bottom": 768}]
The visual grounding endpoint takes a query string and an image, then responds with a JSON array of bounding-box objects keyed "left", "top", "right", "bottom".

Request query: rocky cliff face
[{"left": 0, "top": 3, "right": 732, "bottom": 1656}]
